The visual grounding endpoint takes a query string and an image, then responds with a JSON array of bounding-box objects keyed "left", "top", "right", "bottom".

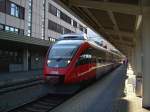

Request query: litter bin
[{"left": 136, "top": 74, "right": 142, "bottom": 97}]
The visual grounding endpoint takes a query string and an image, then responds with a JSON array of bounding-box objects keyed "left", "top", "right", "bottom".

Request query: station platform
[
  {"left": 50, "top": 65, "right": 150, "bottom": 112},
  {"left": 0, "top": 70, "right": 43, "bottom": 87}
]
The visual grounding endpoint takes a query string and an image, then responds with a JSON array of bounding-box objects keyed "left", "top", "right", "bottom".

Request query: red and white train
[{"left": 43, "top": 34, "right": 121, "bottom": 85}]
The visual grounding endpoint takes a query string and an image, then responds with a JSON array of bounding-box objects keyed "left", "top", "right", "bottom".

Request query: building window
[
  {"left": 10, "top": 3, "right": 19, "bottom": 17},
  {"left": 48, "top": 20, "right": 63, "bottom": 34},
  {"left": 0, "top": 24, "right": 4, "bottom": 31},
  {"left": 79, "top": 25, "right": 83, "bottom": 31},
  {"left": 7, "top": 26, "right": 14, "bottom": 32},
  {"left": 48, "top": 3, "right": 72, "bottom": 25},
  {"left": 84, "top": 28, "right": 87, "bottom": 34},
  {"left": 0, "top": 1, "right": 24, "bottom": 19},
  {"left": 4, "top": 25, "right": 24, "bottom": 35},
  {"left": 48, "top": 37, "right": 56, "bottom": 42},
  {"left": 71, "top": 19, "right": 73, "bottom": 26},
  {"left": 73, "top": 20, "right": 77, "bottom": 28},
  {"left": 60, "top": 11, "right": 71, "bottom": 24},
  {"left": 0, "top": 0, "right": 5, "bottom": 13},
  {"left": 5, "top": 26, "right": 10, "bottom": 31},
  {"left": 48, "top": 4, "right": 57, "bottom": 16},
  {"left": 48, "top": 20, "right": 57, "bottom": 32},
  {"left": 5, "top": 25, "right": 18, "bottom": 33},
  {"left": 64, "top": 28, "right": 71, "bottom": 34},
  {"left": 57, "top": 9, "right": 60, "bottom": 18},
  {"left": 9, "top": 2, "right": 24, "bottom": 19},
  {"left": 57, "top": 24, "right": 63, "bottom": 34},
  {"left": 0, "top": 24, "right": 24, "bottom": 35}
]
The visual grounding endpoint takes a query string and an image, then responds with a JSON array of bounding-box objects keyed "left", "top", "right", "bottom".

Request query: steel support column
[
  {"left": 142, "top": 5, "right": 150, "bottom": 108},
  {"left": 135, "top": 30, "right": 143, "bottom": 97}
]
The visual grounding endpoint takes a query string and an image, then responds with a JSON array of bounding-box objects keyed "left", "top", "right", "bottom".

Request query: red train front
[{"left": 43, "top": 39, "right": 93, "bottom": 85}]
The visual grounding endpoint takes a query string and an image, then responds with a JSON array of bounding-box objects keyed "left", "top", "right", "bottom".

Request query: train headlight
[
  {"left": 67, "top": 60, "right": 71, "bottom": 64},
  {"left": 47, "top": 60, "right": 51, "bottom": 64}
]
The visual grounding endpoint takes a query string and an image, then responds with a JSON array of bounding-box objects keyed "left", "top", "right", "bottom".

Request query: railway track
[{"left": 9, "top": 94, "right": 70, "bottom": 112}]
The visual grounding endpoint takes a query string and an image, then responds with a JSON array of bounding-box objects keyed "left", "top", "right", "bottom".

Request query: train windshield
[{"left": 47, "top": 44, "right": 78, "bottom": 67}]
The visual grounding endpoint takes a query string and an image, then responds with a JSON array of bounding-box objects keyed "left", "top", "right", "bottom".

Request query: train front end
[{"left": 43, "top": 41, "right": 79, "bottom": 85}]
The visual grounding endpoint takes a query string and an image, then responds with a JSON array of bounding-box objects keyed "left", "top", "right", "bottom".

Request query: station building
[{"left": 0, "top": 0, "right": 87, "bottom": 73}]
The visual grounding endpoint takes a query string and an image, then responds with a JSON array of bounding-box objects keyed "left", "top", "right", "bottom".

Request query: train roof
[
  {"left": 54, "top": 39, "right": 121, "bottom": 57},
  {"left": 89, "top": 41, "right": 121, "bottom": 56},
  {"left": 58, "top": 33, "right": 88, "bottom": 40},
  {"left": 55, "top": 40, "right": 85, "bottom": 45},
  {"left": 54, "top": 33, "right": 121, "bottom": 57}
]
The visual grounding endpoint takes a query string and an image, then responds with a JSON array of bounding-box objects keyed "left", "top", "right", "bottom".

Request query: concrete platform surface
[
  {"left": 0, "top": 70, "right": 42, "bottom": 87},
  {"left": 50, "top": 65, "right": 150, "bottom": 112}
]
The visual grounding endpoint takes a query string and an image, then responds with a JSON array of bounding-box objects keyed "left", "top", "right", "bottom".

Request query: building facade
[{"left": 0, "top": 0, "right": 87, "bottom": 73}]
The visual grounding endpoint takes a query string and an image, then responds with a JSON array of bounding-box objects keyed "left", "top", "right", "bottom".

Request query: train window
[
  {"left": 76, "top": 54, "right": 92, "bottom": 66},
  {"left": 76, "top": 57, "right": 84, "bottom": 66},
  {"left": 76, "top": 48, "right": 92, "bottom": 66},
  {"left": 49, "top": 44, "right": 78, "bottom": 59},
  {"left": 91, "top": 57, "right": 96, "bottom": 64},
  {"left": 47, "top": 44, "right": 78, "bottom": 67},
  {"left": 97, "top": 58, "right": 102, "bottom": 63}
]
